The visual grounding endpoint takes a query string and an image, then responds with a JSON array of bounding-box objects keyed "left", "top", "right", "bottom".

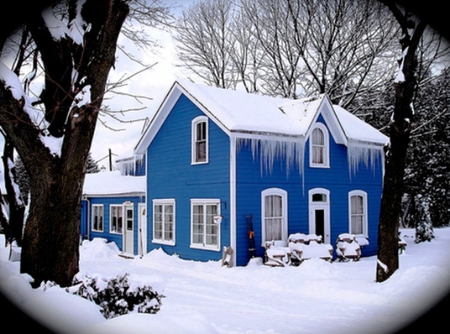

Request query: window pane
[
  {"left": 196, "top": 141, "right": 206, "bottom": 162},
  {"left": 312, "top": 128, "right": 324, "bottom": 145},
  {"left": 312, "top": 193, "right": 326, "bottom": 202},
  {"left": 351, "top": 196, "right": 363, "bottom": 214}
]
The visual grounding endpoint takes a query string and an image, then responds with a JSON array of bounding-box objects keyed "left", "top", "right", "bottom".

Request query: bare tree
[
  {"left": 176, "top": 0, "right": 399, "bottom": 104},
  {"left": 0, "top": 0, "right": 170, "bottom": 287},
  {"left": 173, "top": 0, "right": 236, "bottom": 89},
  {"left": 376, "top": 0, "right": 427, "bottom": 283},
  {"left": 241, "top": 0, "right": 303, "bottom": 98}
]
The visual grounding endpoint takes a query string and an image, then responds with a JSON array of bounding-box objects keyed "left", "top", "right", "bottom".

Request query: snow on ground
[{"left": 1, "top": 228, "right": 450, "bottom": 334}]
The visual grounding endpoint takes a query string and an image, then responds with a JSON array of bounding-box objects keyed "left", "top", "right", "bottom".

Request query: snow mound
[
  {"left": 0, "top": 261, "right": 34, "bottom": 305},
  {"left": 21, "top": 286, "right": 105, "bottom": 333},
  {"left": 298, "top": 257, "right": 335, "bottom": 278},
  {"left": 81, "top": 311, "right": 218, "bottom": 334},
  {"left": 80, "top": 238, "right": 120, "bottom": 260}
]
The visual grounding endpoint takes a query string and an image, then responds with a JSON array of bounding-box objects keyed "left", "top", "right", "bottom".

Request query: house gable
[{"left": 144, "top": 92, "right": 232, "bottom": 262}]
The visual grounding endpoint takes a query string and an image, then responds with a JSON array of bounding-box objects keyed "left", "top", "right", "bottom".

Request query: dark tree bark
[
  {"left": 376, "top": 1, "right": 426, "bottom": 282},
  {"left": 0, "top": 134, "right": 25, "bottom": 246},
  {"left": 0, "top": 0, "right": 129, "bottom": 287}
]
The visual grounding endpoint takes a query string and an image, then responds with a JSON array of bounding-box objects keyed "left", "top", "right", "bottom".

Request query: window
[
  {"left": 125, "top": 206, "right": 133, "bottom": 232},
  {"left": 110, "top": 205, "right": 123, "bottom": 234},
  {"left": 262, "top": 188, "right": 288, "bottom": 244},
  {"left": 310, "top": 123, "right": 329, "bottom": 167},
  {"left": 349, "top": 190, "right": 368, "bottom": 236},
  {"left": 92, "top": 205, "right": 104, "bottom": 232},
  {"left": 153, "top": 199, "right": 175, "bottom": 245},
  {"left": 191, "top": 200, "right": 220, "bottom": 250},
  {"left": 192, "top": 116, "right": 208, "bottom": 164}
]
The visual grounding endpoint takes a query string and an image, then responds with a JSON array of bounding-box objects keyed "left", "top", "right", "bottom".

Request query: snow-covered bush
[
  {"left": 68, "top": 273, "right": 164, "bottom": 319},
  {"left": 415, "top": 195, "right": 435, "bottom": 243}
]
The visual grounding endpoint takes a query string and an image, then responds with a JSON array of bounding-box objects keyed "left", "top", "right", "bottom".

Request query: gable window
[
  {"left": 310, "top": 123, "right": 329, "bottom": 167},
  {"left": 262, "top": 188, "right": 288, "bottom": 244},
  {"left": 153, "top": 199, "right": 175, "bottom": 245},
  {"left": 349, "top": 190, "right": 368, "bottom": 236},
  {"left": 192, "top": 116, "right": 208, "bottom": 164},
  {"left": 92, "top": 204, "right": 104, "bottom": 232},
  {"left": 191, "top": 199, "right": 220, "bottom": 250},
  {"left": 110, "top": 205, "right": 123, "bottom": 234}
]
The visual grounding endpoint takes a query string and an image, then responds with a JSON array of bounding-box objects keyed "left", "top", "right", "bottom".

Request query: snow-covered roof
[
  {"left": 135, "top": 79, "right": 388, "bottom": 154},
  {"left": 83, "top": 171, "right": 145, "bottom": 197}
]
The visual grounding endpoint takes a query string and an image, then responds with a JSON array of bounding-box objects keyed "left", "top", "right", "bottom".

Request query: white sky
[{"left": 91, "top": 1, "right": 192, "bottom": 167}]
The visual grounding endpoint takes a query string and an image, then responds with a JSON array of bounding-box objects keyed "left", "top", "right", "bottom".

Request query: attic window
[
  {"left": 310, "top": 123, "right": 329, "bottom": 168},
  {"left": 192, "top": 116, "right": 208, "bottom": 164}
]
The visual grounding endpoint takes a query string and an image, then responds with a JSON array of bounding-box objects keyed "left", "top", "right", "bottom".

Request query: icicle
[
  {"left": 237, "top": 137, "right": 305, "bottom": 177},
  {"left": 347, "top": 141, "right": 384, "bottom": 177}
]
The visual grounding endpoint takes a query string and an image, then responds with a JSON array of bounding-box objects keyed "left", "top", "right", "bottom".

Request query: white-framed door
[
  {"left": 308, "top": 188, "right": 331, "bottom": 244},
  {"left": 138, "top": 203, "right": 147, "bottom": 256},
  {"left": 123, "top": 203, "right": 134, "bottom": 254}
]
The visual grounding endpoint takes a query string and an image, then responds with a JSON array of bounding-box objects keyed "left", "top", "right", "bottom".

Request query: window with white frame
[
  {"left": 110, "top": 205, "right": 123, "bottom": 234},
  {"left": 192, "top": 116, "right": 208, "bottom": 164},
  {"left": 92, "top": 204, "right": 104, "bottom": 232},
  {"left": 191, "top": 200, "right": 220, "bottom": 250},
  {"left": 153, "top": 199, "right": 175, "bottom": 245},
  {"left": 262, "top": 188, "right": 288, "bottom": 244},
  {"left": 310, "top": 123, "right": 329, "bottom": 167},
  {"left": 349, "top": 190, "right": 368, "bottom": 236}
]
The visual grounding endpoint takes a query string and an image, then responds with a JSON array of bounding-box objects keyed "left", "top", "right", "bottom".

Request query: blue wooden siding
[
  {"left": 234, "top": 114, "right": 383, "bottom": 266},
  {"left": 135, "top": 157, "right": 146, "bottom": 176},
  {"left": 146, "top": 94, "right": 231, "bottom": 262},
  {"left": 84, "top": 196, "right": 145, "bottom": 254},
  {"left": 80, "top": 200, "right": 88, "bottom": 239}
]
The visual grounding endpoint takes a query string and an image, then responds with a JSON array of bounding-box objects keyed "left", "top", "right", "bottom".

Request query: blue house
[
  {"left": 132, "top": 79, "right": 388, "bottom": 266},
  {"left": 81, "top": 154, "right": 146, "bottom": 257}
]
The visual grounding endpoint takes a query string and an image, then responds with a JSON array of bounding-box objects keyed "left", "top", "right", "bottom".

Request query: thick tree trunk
[
  {"left": 376, "top": 2, "right": 426, "bottom": 282},
  {"left": 376, "top": 98, "right": 410, "bottom": 282},
  {"left": 0, "top": 0, "right": 129, "bottom": 287},
  {"left": 21, "top": 114, "right": 95, "bottom": 287}
]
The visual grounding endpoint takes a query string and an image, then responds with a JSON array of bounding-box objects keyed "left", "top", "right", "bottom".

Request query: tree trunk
[
  {"left": 0, "top": 0, "right": 129, "bottom": 287},
  {"left": 376, "top": 1, "right": 426, "bottom": 282},
  {"left": 20, "top": 112, "right": 95, "bottom": 286}
]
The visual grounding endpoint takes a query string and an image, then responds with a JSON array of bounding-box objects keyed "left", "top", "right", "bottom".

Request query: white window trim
[
  {"left": 261, "top": 188, "right": 288, "bottom": 246},
  {"left": 191, "top": 116, "right": 209, "bottom": 165},
  {"left": 190, "top": 199, "right": 221, "bottom": 251},
  {"left": 348, "top": 190, "right": 368, "bottom": 237},
  {"left": 152, "top": 199, "right": 176, "bottom": 246},
  {"left": 109, "top": 204, "right": 123, "bottom": 234},
  {"left": 91, "top": 204, "right": 104, "bottom": 232},
  {"left": 309, "top": 122, "right": 330, "bottom": 168}
]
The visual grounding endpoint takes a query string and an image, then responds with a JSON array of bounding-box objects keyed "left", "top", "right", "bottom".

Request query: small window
[
  {"left": 192, "top": 116, "right": 208, "bottom": 164},
  {"left": 349, "top": 190, "right": 368, "bottom": 236},
  {"left": 310, "top": 123, "right": 329, "bottom": 167},
  {"left": 110, "top": 205, "right": 123, "bottom": 234},
  {"left": 92, "top": 205, "right": 104, "bottom": 232},
  {"left": 312, "top": 193, "right": 327, "bottom": 202},
  {"left": 191, "top": 199, "right": 220, "bottom": 250},
  {"left": 153, "top": 199, "right": 175, "bottom": 245}
]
